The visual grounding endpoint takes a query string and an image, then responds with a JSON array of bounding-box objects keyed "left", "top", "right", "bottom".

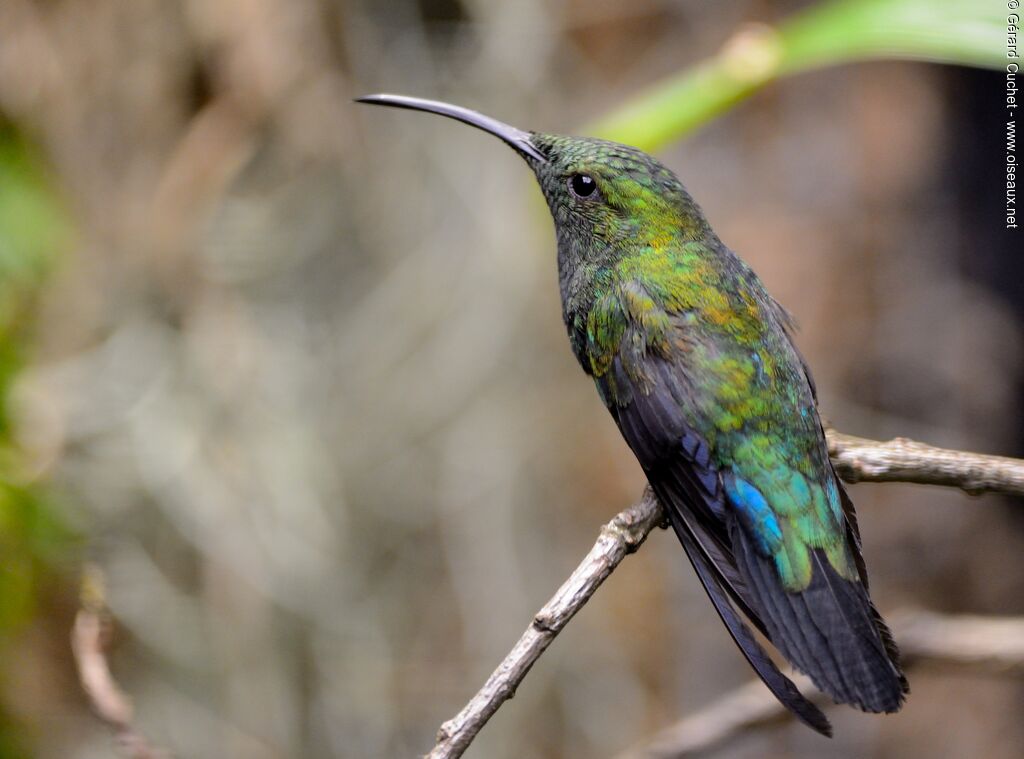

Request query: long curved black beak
[{"left": 356, "top": 94, "right": 546, "bottom": 163}]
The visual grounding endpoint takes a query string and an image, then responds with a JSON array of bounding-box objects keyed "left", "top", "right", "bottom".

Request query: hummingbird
[{"left": 357, "top": 94, "right": 908, "bottom": 735}]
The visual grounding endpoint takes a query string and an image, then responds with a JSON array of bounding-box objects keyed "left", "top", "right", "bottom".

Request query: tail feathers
[
  {"left": 867, "top": 597, "right": 907, "bottom": 694},
  {"left": 673, "top": 521, "right": 833, "bottom": 736},
  {"left": 731, "top": 521, "right": 908, "bottom": 713},
  {"left": 834, "top": 475, "right": 907, "bottom": 693}
]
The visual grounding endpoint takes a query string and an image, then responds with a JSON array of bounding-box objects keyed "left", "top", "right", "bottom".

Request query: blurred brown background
[{"left": 1, "top": 0, "right": 1022, "bottom": 757}]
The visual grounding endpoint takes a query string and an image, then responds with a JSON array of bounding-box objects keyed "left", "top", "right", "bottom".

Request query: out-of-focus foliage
[
  {"left": 591, "top": 0, "right": 1006, "bottom": 150},
  {"left": 0, "top": 126, "right": 73, "bottom": 758}
]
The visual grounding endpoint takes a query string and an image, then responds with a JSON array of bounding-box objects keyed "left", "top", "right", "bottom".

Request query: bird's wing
[
  {"left": 590, "top": 290, "right": 906, "bottom": 723},
  {"left": 597, "top": 351, "right": 830, "bottom": 734}
]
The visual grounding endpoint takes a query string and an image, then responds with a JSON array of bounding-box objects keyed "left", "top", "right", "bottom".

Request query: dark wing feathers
[
  {"left": 656, "top": 454, "right": 769, "bottom": 638},
  {"left": 731, "top": 524, "right": 906, "bottom": 712},
  {"left": 600, "top": 354, "right": 907, "bottom": 727},
  {"left": 606, "top": 370, "right": 830, "bottom": 730},
  {"left": 834, "top": 471, "right": 868, "bottom": 586},
  {"left": 674, "top": 521, "right": 833, "bottom": 736}
]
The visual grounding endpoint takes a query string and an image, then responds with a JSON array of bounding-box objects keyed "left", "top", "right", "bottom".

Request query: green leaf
[{"left": 588, "top": 0, "right": 1006, "bottom": 151}]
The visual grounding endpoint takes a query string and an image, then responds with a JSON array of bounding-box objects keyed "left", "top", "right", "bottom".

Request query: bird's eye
[{"left": 568, "top": 174, "right": 597, "bottom": 199}]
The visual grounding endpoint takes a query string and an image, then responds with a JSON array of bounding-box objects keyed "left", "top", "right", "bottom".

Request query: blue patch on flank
[{"left": 724, "top": 475, "right": 783, "bottom": 555}]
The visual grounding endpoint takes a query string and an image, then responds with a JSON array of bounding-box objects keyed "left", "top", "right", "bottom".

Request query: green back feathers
[
  {"left": 729, "top": 438, "right": 857, "bottom": 590},
  {"left": 528, "top": 131, "right": 858, "bottom": 592},
  {"left": 583, "top": 247, "right": 858, "bottom": 590}
]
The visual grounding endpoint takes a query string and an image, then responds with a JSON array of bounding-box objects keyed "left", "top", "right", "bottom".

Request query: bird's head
[{"left": 356, "top": 94, "right": 713, "bottom": 256}]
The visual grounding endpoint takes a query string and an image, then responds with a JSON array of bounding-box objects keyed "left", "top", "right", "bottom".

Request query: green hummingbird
[{"left": 357, "top": 94, "right": 908, "bottom": 735}]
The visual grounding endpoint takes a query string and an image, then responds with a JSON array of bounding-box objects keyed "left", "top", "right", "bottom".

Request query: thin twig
[
  {"left": 617, "top": 610, "right": 1024, "bottom": 758},
  {"left": 71, "top": 565, "right": 169, "bottom": 759},
  {"left": 425, "top": 433, "right": 1024, "bottom": 758},
  {"left": 426, "top": 488, "right": 664, "bottom": 759}
]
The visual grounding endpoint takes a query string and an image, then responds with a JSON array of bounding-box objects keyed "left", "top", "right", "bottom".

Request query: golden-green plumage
[{"left": 580, "top": 236, "right": 858, "bottom": 590}]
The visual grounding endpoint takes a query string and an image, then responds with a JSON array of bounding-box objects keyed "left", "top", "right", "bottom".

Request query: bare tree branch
[
  {"left": 826, "top": 430, "right": 1024, "bottom": 496},
  {"left": 71, "top": 565, "right": 170, "bottom": 759},
  {"left": 617, "top": 610, "right": 1024, "bottom": 759},
  {"left": 426, "top": 488, "right": 663, "bottom": 759},
  {"left": 425, "top": 433, "right": 1024, "bottom": 759}
]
